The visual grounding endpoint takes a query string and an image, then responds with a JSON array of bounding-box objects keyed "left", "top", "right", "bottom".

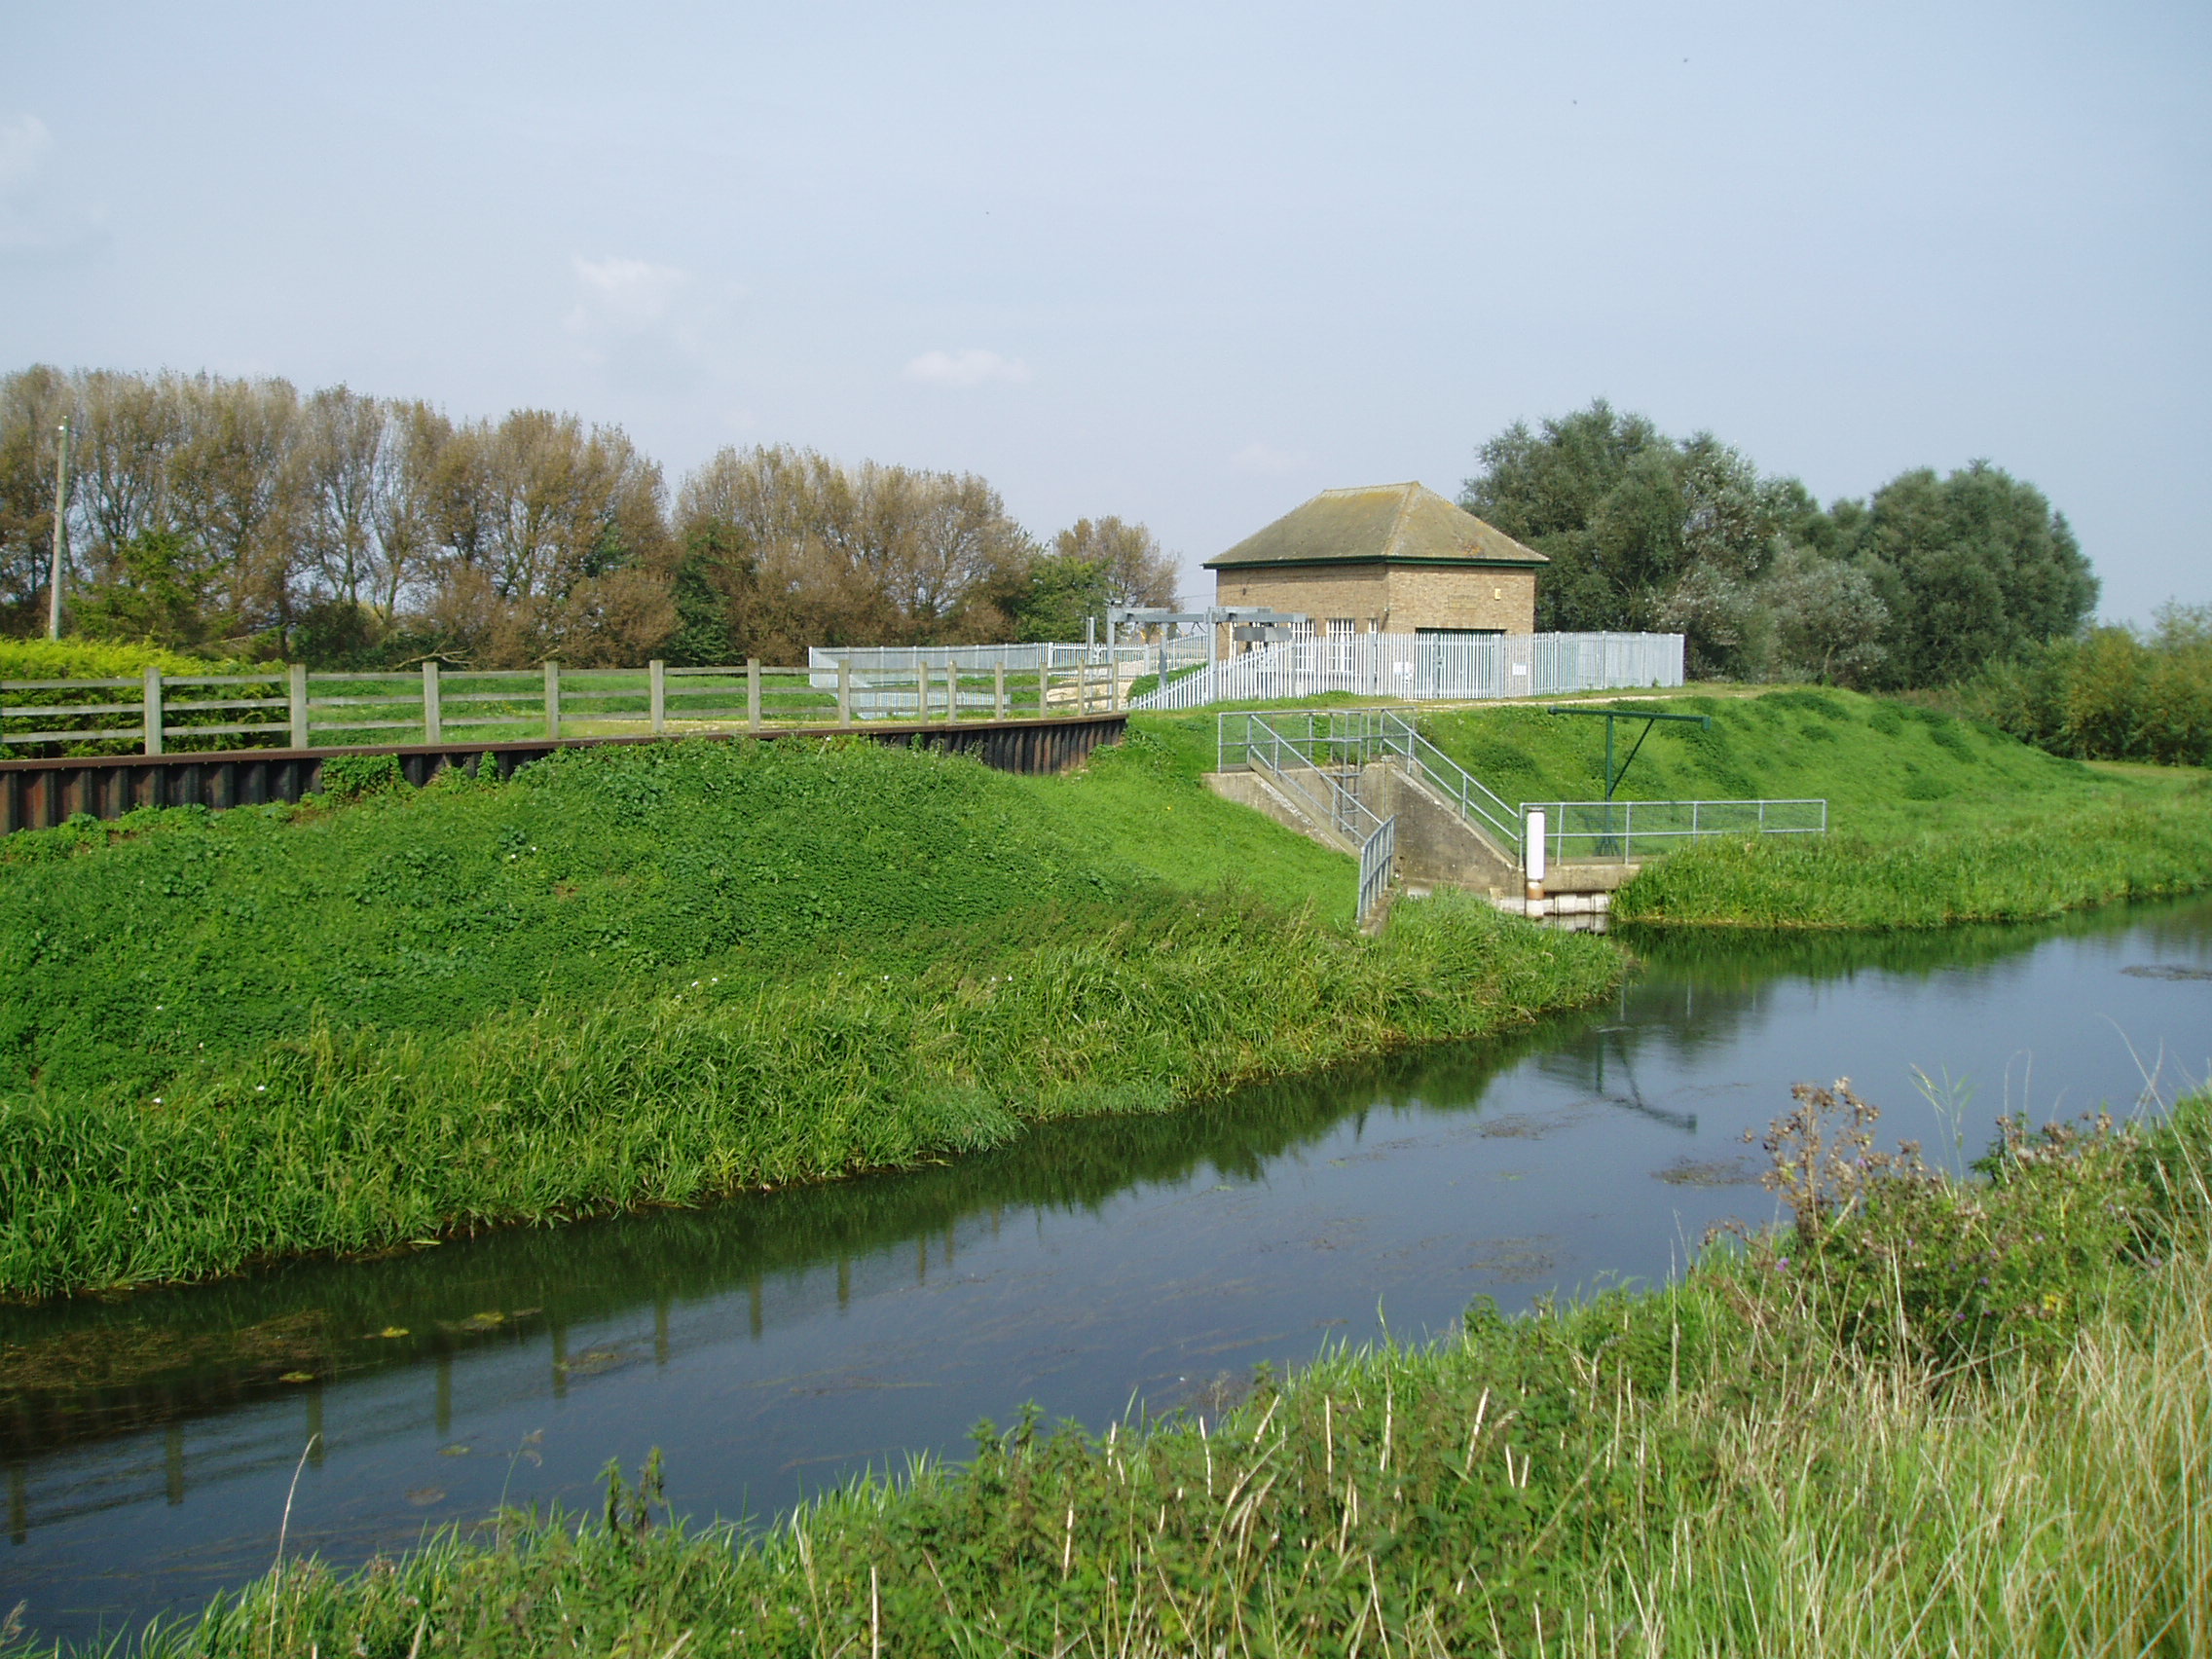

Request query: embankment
[
  {"left": 1407, "top": 688, "right": 2212, "bottom": 926},
  {"left": 0, "top": 736, "right": 1617, "bottom": 1299}
]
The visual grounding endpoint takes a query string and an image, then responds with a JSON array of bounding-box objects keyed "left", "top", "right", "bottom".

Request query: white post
[
  {"left": 648, "top": 659, "right": 666, "bottom": 734},
  {"left": 142, "top": 665, "right": 164, "bottom": 756},
  {"left": 747, "top": 657, "right": 762, "bottom": 732},
  {"left": 422, "top": 659, "right": 442, "bottom": 744},
  {"left": 1525, "top": 809, "right": 1547, "bottom": 909},
  {"left": 288, "top": 662, "right": 310, "bottom": 749},
  {"left": 47, "top": 419, "right": 69, "bottom": 641},
  {"left": 543, "top": 660, "right": 561, "bottom": 740},
  {"left": 837, "top": 660, "right": 852, "bottom": 727},
  {"left": 993, "top": 662, "right": 1006, "bottom": 720}
]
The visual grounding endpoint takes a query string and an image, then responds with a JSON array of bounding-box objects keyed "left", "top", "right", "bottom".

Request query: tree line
[
  {"left": 1461, "top": 399, "right": 2102, "bottom": 688},
  {"left": 0, "top": 366, "right": 1178, "bottom": 668}
]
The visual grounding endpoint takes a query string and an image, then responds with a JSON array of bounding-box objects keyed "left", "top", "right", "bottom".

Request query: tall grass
[
  {"left": 1613, "top": 782, "right": 2212, "bottom": 927},
  {"left": 44, "top": 1089, "right": 2205, "bottom": 1658},
  {"left": 0, "top": 887, "right": 1615, "bottom": 1298}
]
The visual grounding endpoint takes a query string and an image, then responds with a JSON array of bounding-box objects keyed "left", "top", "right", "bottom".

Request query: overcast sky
[{"left": 4, "top": 1, "right": 2204, "bottom": 619}]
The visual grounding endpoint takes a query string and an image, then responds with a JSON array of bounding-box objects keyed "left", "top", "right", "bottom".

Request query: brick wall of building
[{"left": 1212, "top": 564, "right": 1538, "bottom": 634}]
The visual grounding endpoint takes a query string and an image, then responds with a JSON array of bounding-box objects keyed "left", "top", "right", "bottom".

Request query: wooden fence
[{"left": 0, "top": 656, "right": 1137, "bottom": 760}]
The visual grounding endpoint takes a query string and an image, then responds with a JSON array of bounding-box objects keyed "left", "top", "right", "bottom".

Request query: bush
[
  {"left": 1745, "top": 1080, "right": 2188, "bottom": 1372},
  {"left": 1936, "top": 605, "right": 2212, "bottom": 767},
  {"left": 0, "top": 638, "right": 261, "bottom": 757}
]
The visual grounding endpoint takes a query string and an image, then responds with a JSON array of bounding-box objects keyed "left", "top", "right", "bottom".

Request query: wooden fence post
[
  {"left": 837, "top": 660, "right": 852, "bottom": 727},
  {"left": 1039, "top": 656, "right": 1050, "bottom": 718},
  {"left": 994, "top": 663, "right": 1006, "bottom": 719},
  {"left": 543, "top": 660, "right": 561, "bottom": 740},
  {"left": 142, "top": 666, "right": 164, "bottom": 756},
  {"left": 747, "top": 658, "right": 762, "bottom": 732},
  {"left": 947, "top": 664, "right": 960, "bottom": 725},
  {"left": 648, "top": 659, "right": 666, "bottom": 735},
  {"left": 288, "top": 662, "right": 310, "bottom": 749},
  {"left": 422, "top": 660, "right": 442, "bottom": 744}
]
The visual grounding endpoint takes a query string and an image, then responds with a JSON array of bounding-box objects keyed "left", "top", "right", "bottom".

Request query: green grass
[
  {"left": 1410, "top": 688, "right": 2212, "bottom": 927},
  {"left": 0, "top": 737, "right": 1614, "bottom": 1297},
  {"left": 45, "top": 1090, "right": 2207, "bottom": 1659}
]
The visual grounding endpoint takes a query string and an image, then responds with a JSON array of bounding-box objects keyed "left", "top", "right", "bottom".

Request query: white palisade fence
[{"left": 1129, "top": 631, "right": 1682, "bottom": 711}]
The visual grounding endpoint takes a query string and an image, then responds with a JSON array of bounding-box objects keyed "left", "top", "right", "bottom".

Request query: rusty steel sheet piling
[{"left": 0, "top": 715, "right": 1127, "bottom": 835}]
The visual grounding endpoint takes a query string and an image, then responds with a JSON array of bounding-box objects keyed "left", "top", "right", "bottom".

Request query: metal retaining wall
[{"left": 0, "top": 715, "right": 1128, "bottom": 835}]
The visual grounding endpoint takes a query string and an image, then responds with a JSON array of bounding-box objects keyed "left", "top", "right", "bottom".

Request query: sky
[{"left": 3, "top": 0, "right": 2206, "bottom": 620}]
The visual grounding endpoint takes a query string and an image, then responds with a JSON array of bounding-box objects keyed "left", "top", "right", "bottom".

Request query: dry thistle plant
[{"left": 1747, "top": 1079, "right": 1927, "bottom": 1242}]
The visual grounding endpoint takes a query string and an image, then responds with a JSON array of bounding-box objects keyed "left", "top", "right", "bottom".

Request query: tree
[
  {"left": 1843, "top": 461, "right": 2097, "bottom": 686},
  {"left": 672, "top": 445, "right": 1033, "bottom": 657},
  {"left": 1759, "top": 543, "right": 1891, "bottom": 687},
  {"left": 1462, "top": 400, "right": 1795, "bottom": 676},
  {"left": 0, "top": 365, "right": 73, "bottom": 632},
  {"left": 1051, "top": 516, "right": 1178, "bottom": 608}
]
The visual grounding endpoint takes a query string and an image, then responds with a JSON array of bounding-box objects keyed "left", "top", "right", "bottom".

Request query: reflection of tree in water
[{"left": 2, "top": 1019, "right": 1574, "bottom": 1459}]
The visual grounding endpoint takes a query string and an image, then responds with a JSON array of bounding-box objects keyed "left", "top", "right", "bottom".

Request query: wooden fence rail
[{"left": 1, "top": 656, "right": 1138, "bottom": 761}]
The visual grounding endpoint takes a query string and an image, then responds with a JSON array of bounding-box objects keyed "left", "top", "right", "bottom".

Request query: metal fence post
[
  {"left": 142, "top": 666, "right": 164, "bottom": 756},
  {"left": 994, "top": 663, "right": 1006, "bottom": 719},
  {"left": 837, "top": 660, "right": 852, "bottom": 727},
  {"left": 649, "top": 659, "right": 666, "bottom": 734},
  {"left": 422, "top": 660, "right": 442, "bottom": 744},
  {"left": 288, "top": 662, "right": 310, "bottom": 749},
  {"left": 543, "top": 660, "right": 561, "bottom": 740},
  {"left": 747, "top": 658, "right": 762, "bottom": 733}
]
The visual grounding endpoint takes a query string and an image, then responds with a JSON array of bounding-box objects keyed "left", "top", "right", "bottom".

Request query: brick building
[{"left": 1204, "top": 482, "right": 1545, "bottom": 639}]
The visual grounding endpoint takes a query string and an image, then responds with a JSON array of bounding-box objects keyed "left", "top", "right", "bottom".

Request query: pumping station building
[{"left": 1204, "top": 482, "right": 1547, "bottom": 642}]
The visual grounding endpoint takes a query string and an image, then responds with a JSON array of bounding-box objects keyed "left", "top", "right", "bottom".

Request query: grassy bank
[
  {"left": 0, "top": 737, "right": 1615, "bottom": 1298},
  {"left": 1405, "top": 687, "right": 2212, "bottom": 926},
  {"left": 44, "top": 1088, "right": 2207, "bottom": 1659}
]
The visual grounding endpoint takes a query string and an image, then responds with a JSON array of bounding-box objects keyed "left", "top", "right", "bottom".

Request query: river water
[{"left": 5, "top": 897, "right": 2209, "bottom": 1641}]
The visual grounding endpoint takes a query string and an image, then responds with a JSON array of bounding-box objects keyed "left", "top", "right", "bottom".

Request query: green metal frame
[{"left": 1543, "top": 705, "right": 1711, "bottom": 801}]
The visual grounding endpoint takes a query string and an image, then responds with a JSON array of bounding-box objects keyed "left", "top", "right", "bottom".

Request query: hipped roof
[{"left": 1204, "top": 482, "right": 1547, "bottom": 571}]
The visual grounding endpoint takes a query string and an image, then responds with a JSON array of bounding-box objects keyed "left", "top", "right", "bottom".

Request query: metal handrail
[
  {"left": 1241, "top": 713, "right": 1385, "bottom": 848},
  {"left": 1375, "top": 717, "right": 1519, "bottom": 847},
  {"left": 1523, "top": 797, "right": 1829, "bottom": 863},
  {"left": 1358, "top": 815, "right": 1396, "bottom": 924}
]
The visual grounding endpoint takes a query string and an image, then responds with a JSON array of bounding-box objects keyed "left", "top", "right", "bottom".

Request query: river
[{"left": 4, "top": 896, "right": 2208, "bottom": 1642}]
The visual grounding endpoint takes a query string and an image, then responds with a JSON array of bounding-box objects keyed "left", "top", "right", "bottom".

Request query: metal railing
[
  {"left": 1231, "top": 712, "right": 1388, "bottom": 847},
  {"left": 1357, "top": 815, "right": 1396, "bottom": 925},
  {"left": 1523, "top": 798, "right": 1829, "bottom": 863},
  {"left": 1133, "top": 630, "right": 1684, "bottom": 711},
  {"left": 1217, "top": 708, "right": 1518, "bottom": 846},
  {"left": 1217, "top": 707, "right": 1828, "bottom": 876}
]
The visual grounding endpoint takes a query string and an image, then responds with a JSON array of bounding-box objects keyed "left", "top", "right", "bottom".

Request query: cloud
[
  {"left": 0, "top": 114, "right": 53, "bottom": 188},
  {"left": 564, "top": 255, "right": 692, "bottom": 336},
  {"left": 903, "top": 348, "right": 1031, "bottom": 387},
  {"left": 0, "top": 111, "right": 107, "bottom": 262},
  {"left": 1231, "top": 441, "right": 1305, "bottom": 475}
]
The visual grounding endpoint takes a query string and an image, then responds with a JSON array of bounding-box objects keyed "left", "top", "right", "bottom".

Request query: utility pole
[{"left": 47, "top": 418, "right": 70, "bottom": 640}]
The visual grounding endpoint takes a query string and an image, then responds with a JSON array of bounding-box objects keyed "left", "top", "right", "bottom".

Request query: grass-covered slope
[
  {"left": 1416, "top": 689, "right": 2212, "bottom": 926},
  {"left": 0, "top": 737, "right": 1615, "bottom": 1297}
]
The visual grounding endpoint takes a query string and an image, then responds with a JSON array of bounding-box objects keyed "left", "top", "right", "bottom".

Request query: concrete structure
[{"left": 1204, "top": 482, "right": 1546, "bottom": 639}]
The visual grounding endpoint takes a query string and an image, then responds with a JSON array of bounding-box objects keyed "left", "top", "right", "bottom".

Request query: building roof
[{"left": 1203, "top": 482, "right": 1547, "bottom": 571}]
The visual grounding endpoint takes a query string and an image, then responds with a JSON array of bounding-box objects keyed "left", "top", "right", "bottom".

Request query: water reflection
[{"left": 4, "top": 895, "right": 2207, "bottom": 1641}]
